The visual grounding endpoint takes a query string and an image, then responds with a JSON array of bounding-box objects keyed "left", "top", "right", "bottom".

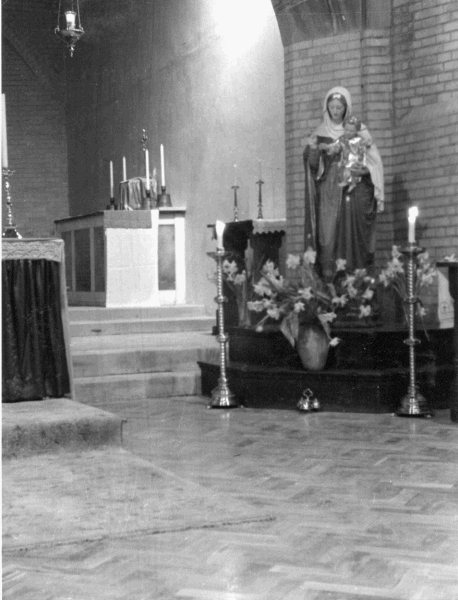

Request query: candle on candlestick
[
  {"left": 258, "top": 159, "right": 262, "bottom": 181},
  {"left": 2, "top": 94, "right": 8, "bottom": 169},
  {"left": 233, "top": 163, "right": 237, "bottom": 186},
  {"left": 145, "top": 149, "right": 150, "bottom": 191},
  {"left": 160, "top": 144, "right": 165, "bottom": 188},
  {"left": 408, "top": 206, "right": 418, "bottom": 243},
  {"left": 215, "top": 220, "right": 225, "bottom": 250},
  {"left": 122, "top": 156, "right": 127, "bottom": 181},
  {"left": 109, "top": 160, "right": 114, "bottom": 198}
]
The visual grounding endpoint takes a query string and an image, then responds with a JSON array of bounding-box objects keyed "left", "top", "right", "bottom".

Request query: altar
[{"left": 55, "top": 208, "right": 186, "bottom": 307}]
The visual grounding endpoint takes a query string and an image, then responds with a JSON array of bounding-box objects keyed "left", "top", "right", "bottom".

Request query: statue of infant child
[{"left": 319, "top": 115, "right": 372, "bottom": 193}]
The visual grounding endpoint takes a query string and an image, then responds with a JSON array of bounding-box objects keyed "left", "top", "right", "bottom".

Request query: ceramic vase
[{"left": 296, "top": 322, "right": 329, "bottom": 370}]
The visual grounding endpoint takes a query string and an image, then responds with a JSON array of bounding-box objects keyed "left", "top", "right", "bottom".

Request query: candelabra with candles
[
  {"left": 141, "top": 130, "right": 154, "bottom": 209},
  {"left": 157, "top": 143, "right": 172, "bottom": 207},
  {"left": 207, "top": 221, "right": 242, "bottom": 409},
  {"left": 2, "top": 168, "right": 21, "bottom": 238},
  {"left": 256, "top": 177, "right": 264, "bottom": 219},
  {"left": 232, "top": 183, "right": 239, "bottom": 221},
  {"left": 396, "top": 243, "right": 433, "bottom": 417},
  {"left": 397, "top": 207, "right": 433, "bottom": 418}
]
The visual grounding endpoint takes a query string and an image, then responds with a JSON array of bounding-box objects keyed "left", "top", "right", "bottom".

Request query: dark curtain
[{"left": 2, "top": 259, "right": 71, "bottom": 402}]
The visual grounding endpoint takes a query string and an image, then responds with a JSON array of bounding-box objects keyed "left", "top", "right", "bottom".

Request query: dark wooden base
[{"left": 198, "top": 361, "right": 454, "bottom": 413}]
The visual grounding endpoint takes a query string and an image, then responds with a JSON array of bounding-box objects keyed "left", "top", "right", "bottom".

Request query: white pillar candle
[
  {"left": 109, "top": 160, "right": 114, "bottom": 198},
  {"left": 408, "top": 206, "right": 418, "bottom": 243},
  {"left": 145, "top": 149, "right": 150, "bottom": 191},
  {"left": 215, "top": 220, "right": 225, "bottom": 250},
  {"left": 2, "top": 94, "right": 8, "bottom": 169},
  {"left": 233, "top": 163, "right": 237, "bottom": 186},
  {"left": 122, "top": 156, "right": 127, "bottom": 181},
  {"left": 65, "top": 10, "right": 76, "bottom": 30},
  {"left": 160, "top": 144, "right": 165, "bottom": 188}
]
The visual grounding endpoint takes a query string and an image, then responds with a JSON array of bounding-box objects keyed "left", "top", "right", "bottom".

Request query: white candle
[
  {"left": 258, "top": 159, "right": 262, "bottom": 181},
  {"left": 215, "top": 220, "right": 225, "bottom": 250},
  {"left": 109, "top": 160, "right": 114, "bottom": 198},
  {"left": 122, "top": 156, "right": 127, "bottom": 181},
  {"left": 160, "top": 144, "right": 165, "bottom": 188},
  {"left": 408, "top": 206, "right": 418, "bottom": 243},
  {"left": 145, "top": 149, "right": 150, "bottom": 191},
  {"left": 2, "top": 94, "right": 8, "bottom": 169},
  {"left": 233, "top": 163, "right": 237, "bottom": 186}
]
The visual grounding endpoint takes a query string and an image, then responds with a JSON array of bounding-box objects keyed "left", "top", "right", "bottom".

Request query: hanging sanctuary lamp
[{"left": 55, "top": 0, "right": 85, "bottom": 57}]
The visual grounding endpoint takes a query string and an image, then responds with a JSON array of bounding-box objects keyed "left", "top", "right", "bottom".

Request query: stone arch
[{"left": 270, "top": 0, "right": 390, "bottom": 46}]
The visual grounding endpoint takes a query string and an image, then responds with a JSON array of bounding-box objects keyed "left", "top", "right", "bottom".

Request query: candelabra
[
  {"left": 207, "top": 249, "right": 242, "bottom": 408},
  {"left": 157, "top": 186, "right": 172, "bottom": 208},
  {"left": 2, "top": 168, "right": 21, "bottom": 238},
  {"left": 397, "top": 244, "right": 433, "bottom": 418},
  {"left": 232, "top": 184, "right": 239, "bottom": 222},
  {"left": 256, "top": 178, "right": 264, "bottom": 219}
]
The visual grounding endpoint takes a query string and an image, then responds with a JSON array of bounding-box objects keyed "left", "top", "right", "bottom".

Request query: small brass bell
[{"left": 297, "top": 388, "right": 313, "bottom": 412}]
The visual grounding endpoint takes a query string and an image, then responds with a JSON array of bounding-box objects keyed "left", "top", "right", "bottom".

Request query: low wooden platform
[
  {"left": 198, "top": 325, "right": 455, "bottom": 413},
  {"left": 199, "top": 360, "right": 453, "bottom": 413}
]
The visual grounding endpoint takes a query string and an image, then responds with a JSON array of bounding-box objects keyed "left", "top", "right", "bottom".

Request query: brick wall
[
  {"left": 2, "top": 40, "right": 69, "bottom": 238},
  {"left": 391, "top": 0, "right": 458, "bottom": 259}
]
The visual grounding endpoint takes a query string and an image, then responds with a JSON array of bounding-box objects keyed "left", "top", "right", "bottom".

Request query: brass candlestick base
[
  {"left": 397, "top": 385, "right": 433, "bottom": 418},
  {"left": 207, "top": 249, "right": 243, "bottom": 409},
  {"left": 396, "top": 244, "right": 433, "bottom": 418},
  {"left": 2, "top": 168, "right": 21, "bottom": 239},
  {"left": 157, "top": 185, "right": 172, "bottom": 207},
  {"left": 210, "top": 371, "right": 240, "bottom": 408},
  {"left": 142, "top": 189, "right": 154, "bottom": 210}
]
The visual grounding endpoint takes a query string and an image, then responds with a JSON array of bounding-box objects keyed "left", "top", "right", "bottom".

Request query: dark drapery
[
  {"left": 336, "top": 173, "right": 377, "bottom": 271},
  {"left": 2, "top": 259, "right": 71, "bottom": 402}
]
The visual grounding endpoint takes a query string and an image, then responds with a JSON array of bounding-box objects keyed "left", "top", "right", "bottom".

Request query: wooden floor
[{"left": 3, "top": 397, "right": 458, "bottom": 599}]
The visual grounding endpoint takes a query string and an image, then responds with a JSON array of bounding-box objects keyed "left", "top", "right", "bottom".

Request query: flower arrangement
[
  {"left": 378, "top": 245, "right": 437, "bottom": 320},
  {"left": 222, "top": 258, "right": 252, "bottom": 327},
  {"left": 247, "top": 248, "right": 377, "bottom": 347}
]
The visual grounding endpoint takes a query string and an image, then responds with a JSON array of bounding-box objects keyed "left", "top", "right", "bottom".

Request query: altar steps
[
  {"left": 69, "top": 305, "right": 215, "bottom": 337},
  {"left": 69, "top": 308, "right": 219, "bottom": 406}
]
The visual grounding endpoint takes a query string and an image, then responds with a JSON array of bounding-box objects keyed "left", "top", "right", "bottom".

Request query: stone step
[
  {"left": 70, "top": 316, "right": 215, "bottom": 337},
  {"left": 68, "top": 305, "right": 209, "bottom": 322},
  {"left": 74, "top": 371, "right": 202, "bottom": 405},
  {"left": 2, "top": 399, "right": 124, "bottom": 459},
  {"left": 72, "top": 345, "right": 220, "bottom": 378}
]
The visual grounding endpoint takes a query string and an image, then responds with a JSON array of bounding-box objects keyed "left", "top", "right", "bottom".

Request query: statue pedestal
[
  {"left": 198, "top": 325, "right": 454, "bottom": 413},
  {"left": 55, "top": 208, "right": 186, "bottom": 307}
]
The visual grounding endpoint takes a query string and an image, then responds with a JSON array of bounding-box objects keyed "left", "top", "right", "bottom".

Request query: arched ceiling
[{"left": 270, "top": 0, "right": 389, "bottom": 46}]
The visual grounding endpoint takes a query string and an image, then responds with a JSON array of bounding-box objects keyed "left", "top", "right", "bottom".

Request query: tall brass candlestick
[
  {"left": 397, "top": 244, "right": 433, "bottom": 418},
  {"left": 2, "top": 168, "right": 21, "bottom": 238},
  {"left": 256, "top": 178, "right": 264, "bottom": 219},
  {"left": 207, "top": 248, "right": 242, "bottom": 409},
  {"left": 232, "top": 184, "right": 239, "bottom": 222}
]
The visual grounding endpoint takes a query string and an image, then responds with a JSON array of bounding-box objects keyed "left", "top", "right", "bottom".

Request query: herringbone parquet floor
[{"left": 3, "top": 397, "right": 458, "bottom": 599}]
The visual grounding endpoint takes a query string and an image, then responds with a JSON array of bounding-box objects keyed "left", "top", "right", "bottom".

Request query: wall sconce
[{"left": 55, "top": 0, "right": 84, "bottom": 57}]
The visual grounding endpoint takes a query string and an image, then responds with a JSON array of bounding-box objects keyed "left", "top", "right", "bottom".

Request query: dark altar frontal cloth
[{"left": 2, "top": 239, "right": 72, "bottom": 402}]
